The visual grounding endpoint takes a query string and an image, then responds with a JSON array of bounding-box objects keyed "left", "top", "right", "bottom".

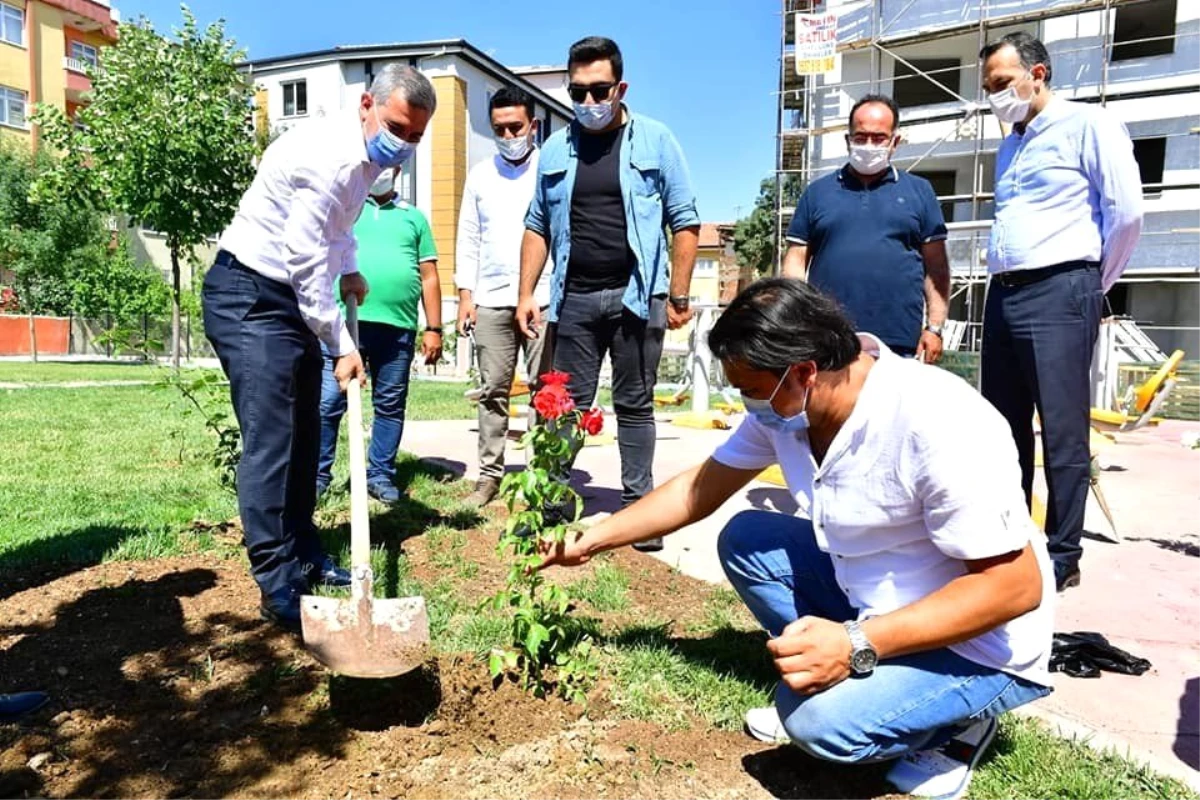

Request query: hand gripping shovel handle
[{"left": 343, "top": 297, "right": 372, "bottom": 579}]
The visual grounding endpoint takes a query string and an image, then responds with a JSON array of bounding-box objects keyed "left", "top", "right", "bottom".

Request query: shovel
[{"left": 301, "top": 295, "right": 429, "bottom": 678}]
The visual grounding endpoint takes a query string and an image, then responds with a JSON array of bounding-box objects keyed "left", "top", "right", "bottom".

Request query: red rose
[
  {"left": 533, "top": 383, "right": 575, "bottom": 420},
  {"left": 580, "top": 408, "right": 604, "bottom": 436},
  {"left": 539, "top": 371, "right": 571, "bottom": 387}
]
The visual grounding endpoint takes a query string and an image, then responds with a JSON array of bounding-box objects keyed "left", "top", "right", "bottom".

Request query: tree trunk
[
  {"left": 28, "top": 311, "right": 38, "bottom": 364},
  {"left": 170, "top": 246, "right": 182, "bottom": 372}
]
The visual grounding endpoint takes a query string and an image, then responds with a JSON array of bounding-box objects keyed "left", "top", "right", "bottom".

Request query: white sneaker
[
  {"left": 744, "top": 706, "right": 790, "bottom": 744},
  {"left": 886, "top": 717, "right": 998, "bottom": 800}
]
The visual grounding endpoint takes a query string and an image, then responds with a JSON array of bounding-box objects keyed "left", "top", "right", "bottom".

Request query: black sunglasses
[{"left": 567, "top": 82, "right": 616, "bottom": 104}]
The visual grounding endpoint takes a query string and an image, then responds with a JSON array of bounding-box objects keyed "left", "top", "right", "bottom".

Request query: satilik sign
[{"left": 794, "top": 12, "right": 839, "bottom": 75}]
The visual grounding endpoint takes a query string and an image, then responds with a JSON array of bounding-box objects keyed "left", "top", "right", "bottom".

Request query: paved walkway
[{"left": 401, "top": 414, "right": 1200, "bottom": 788}]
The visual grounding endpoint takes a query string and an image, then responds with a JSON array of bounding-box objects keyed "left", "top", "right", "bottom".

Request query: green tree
[
  {"left": 732, "top": 175, "right": 801, "bottom": 278},
  {"left": 34, "top": 5, "right": 256, "bottom": 369}
]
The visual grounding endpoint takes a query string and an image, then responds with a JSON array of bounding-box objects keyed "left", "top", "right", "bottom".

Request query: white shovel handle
[{"left": 344, "top": 297, "right": 371, "bottom": 571}]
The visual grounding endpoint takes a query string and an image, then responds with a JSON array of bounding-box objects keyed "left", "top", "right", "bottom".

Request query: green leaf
[{"left": 488, "top": 650, "right": 504, "bottom": 678}]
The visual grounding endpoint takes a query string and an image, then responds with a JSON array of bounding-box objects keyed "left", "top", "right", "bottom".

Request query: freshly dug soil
[{"left": 0, "top": 525, "right": 891, "bottom": 799}]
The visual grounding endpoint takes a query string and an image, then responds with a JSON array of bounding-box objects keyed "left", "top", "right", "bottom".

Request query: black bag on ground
[{"left": 1049, "top": 631, "right": 1152, "bottom": 678}]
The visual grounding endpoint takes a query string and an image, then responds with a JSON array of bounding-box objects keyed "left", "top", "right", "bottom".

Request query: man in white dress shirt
[
  {"left": 980, "top": 33, "right": 1143, "bottom": 592},
  {"left": 540, "top": 279, "right": 1054, "bottom": 800},
  {"left": 202, "top": 64, "right": 437, "bottom": 631},
  {"left": 455, "top": 86, "right": 552, "bottom": 507}
]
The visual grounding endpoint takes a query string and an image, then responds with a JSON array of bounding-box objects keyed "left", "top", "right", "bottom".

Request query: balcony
[
  {"left": 42, "top": 0, "right": 118, "bottom": 40},
  {"left": 64, "top": 57, "right": 93, "bottom": 101}
]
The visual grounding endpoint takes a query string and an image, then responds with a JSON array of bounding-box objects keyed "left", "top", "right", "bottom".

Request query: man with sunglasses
[
  {"left": 782, "top": 94, "right": 950, "bottom": 363},
  {"left": 518, "top": 36, "right": 701, "bottom": 552}
]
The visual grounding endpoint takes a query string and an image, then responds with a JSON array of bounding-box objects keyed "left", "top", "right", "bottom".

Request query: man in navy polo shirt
[{"left": 783, "top": 94, "right": 950, "bottom": 362}]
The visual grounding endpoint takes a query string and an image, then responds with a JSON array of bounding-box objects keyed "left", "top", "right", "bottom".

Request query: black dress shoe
[
  {"left": 1054, "top": 562, "right": 1082, "bottom": 592},
  {"left": 306, "top": 554, "right": 351, "bottom": 589},
  {"left": 633, "top": 537, "right": 665, "bottom": 553},
  {"left": 260, "top": 587, "right": 302, "bottom": 633},
  {"left": 0, "top": 691, "right": 49, "bottom": 723}
]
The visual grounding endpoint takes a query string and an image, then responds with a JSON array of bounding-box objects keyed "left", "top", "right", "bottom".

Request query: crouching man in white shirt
[{"left": 540, "top": 278, "right": 1054, "bottom": 800}]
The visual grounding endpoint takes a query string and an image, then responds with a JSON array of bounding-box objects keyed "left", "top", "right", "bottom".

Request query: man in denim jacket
[{"left": 517, "top": 36, "right": 700, "bottom": 551}]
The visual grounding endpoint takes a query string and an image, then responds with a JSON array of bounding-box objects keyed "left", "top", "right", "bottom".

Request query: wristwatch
[
  {"left": 924, "top": 323, "right": 944, "bottom": 338},
  {"left": 669, "top": 295, "right": 691, "bottom": 312},
  {"left": 424, "top": 326, "right": 443, "bottom": 335},
  {"left": 844, "top": 620, "right": 879, "bottom": 675}
]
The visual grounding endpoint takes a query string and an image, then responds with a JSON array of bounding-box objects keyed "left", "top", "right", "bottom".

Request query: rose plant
[{"left": 487, "top": 371, "right": 603, "bottom": 701}]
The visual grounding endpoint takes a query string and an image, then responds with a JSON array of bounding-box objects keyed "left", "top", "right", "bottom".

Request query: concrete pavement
[{"left": 400, "top": 413, "right": 1200, "bottom": 788}]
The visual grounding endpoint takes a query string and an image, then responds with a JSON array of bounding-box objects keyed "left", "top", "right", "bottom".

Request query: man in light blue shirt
[
  {"left": 980, "top": 32, "right": 1143, "bottom": 593},
  {"left": 517, "top": 36, "right": 701, "bottom": 552}
]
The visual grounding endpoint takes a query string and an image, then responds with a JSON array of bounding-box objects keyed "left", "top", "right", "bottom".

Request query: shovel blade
[{"left": 300, "top": 593, "right": 430, "bottom": 678}]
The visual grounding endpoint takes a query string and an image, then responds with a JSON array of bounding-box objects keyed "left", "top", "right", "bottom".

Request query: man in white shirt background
[
  {"left": 455, "top": 86, "right": 552, "bottom": 507},
  {"left": 202, "top": 64, "right": 437, "bottom": 632},
  {"left": 540, "top": 279, "right": 1054, "bottom": 800},
  {"left": 979, "top": 33, "right": 1144, "bottom": 592}
]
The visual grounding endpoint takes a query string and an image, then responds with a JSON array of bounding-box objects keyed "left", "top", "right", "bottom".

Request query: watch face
[{"left": 851, "top": 648, "right": 878, "bottom": 674}]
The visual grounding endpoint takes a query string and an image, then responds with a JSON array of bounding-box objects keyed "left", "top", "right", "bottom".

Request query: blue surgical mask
[
  {"left": 366, "top": 107, "right": 416, "bottom": 169},
  {"left": 742, "top": 367, "right": 811, "bottom": 433},
  {"left": 573, "top": 100, "right": 615, "bottom": 131}
]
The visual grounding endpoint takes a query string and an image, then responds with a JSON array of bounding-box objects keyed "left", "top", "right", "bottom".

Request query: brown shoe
[{"left": 463, "top": 477, "right": 500, "bottom": 507}]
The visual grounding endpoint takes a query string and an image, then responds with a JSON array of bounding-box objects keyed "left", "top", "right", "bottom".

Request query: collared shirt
[
  {"left": 524, "top": 110, "right": 701, "bottom": 323},
  {"left": 218, "top": 114, "right": 381, "bottom": 356},
  {"left": 787, "top": 165, "right": 947, "bottom": 350},
  {"left": 455, "top": 150, "right": 550, "bottom": 309},
  {"left": 988, "top": 97, "right": 1144, "bottom": 291},
  {"left": 342, "top": 197, "right": 437, "bottom": 331},
  {"left": 712, "top": 335, "right": 1055, "bottom": 686}
]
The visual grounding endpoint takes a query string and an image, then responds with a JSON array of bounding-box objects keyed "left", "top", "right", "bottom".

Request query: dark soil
[{"left": 0, "top": 522, "right": 891, "bottom": 799}]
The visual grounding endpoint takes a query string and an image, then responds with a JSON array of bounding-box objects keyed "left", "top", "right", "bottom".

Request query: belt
[{"left": 993, "top": 261, "right": 1099, "bottom": 289}]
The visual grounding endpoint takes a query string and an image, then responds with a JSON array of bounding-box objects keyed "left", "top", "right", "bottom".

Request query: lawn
[{"left": 0, "top": 367, "right": 1194, "bottom": 799}]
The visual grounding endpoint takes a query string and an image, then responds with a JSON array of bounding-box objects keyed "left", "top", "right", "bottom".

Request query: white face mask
[
  {"left": 369, "top": 168, "right": 395, "bottom": 197},
  {"left": 848, "top": 143, "right": 891, "bottom": 176},
  {"left": 987, "top": 76, "right": 1034, "bottom": 124},
  {"left": 495, "top": 133, "right": 532, "bottom": 162},
  {"left": 574, "top": 99, "right": 615, "bottom": 131}
]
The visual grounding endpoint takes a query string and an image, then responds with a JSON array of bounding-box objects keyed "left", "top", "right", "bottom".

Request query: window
[
  {"left": 1, "top": 1, "right": 23, "bottom": 46},
  {"left": 694, "top": 258, "right": 719, "bottom": 278},
  {"left": 892, "top": 58, "right": 961, "bottom": 109},
  {"left": 1132, "top": 137, "right": 1167, "bottom": 191},
  {"left": 282, "top": 80, "right": 307, "bottom": 117},
  {"left": 911, "top": 170, "right": 957, "bottom": 223},
  {"left": 0, "top": 85, "right": 27, "bottom": 128},
  {"left": 70, "top": 41, "right": 99, "bottom": 69},
  {"left": 1112, "top": 0, "right": 1176, "bottom": 60}
]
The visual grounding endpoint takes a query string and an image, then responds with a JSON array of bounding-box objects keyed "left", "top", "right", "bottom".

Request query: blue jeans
[
  {"left": 318, "top": 321, "right": 416, "bottom": 487},
  {"left": 717, "top": 510, "right": 1051, "bottom": 763},
  {"left": 202, "top": 254, "right": 325, "bottom": 597}
]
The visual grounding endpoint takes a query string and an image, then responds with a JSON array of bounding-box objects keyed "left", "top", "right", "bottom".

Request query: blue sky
[{"left": 110, "top": 0, "right": 781, "bottom": 223}]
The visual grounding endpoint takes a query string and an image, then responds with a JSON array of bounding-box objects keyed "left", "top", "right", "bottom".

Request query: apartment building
[
  {"left": 0, "top": 0, "right": 117, "bottom": 148},
  {"left": 778, "top": 0, "right": 1199, "bottom": 355}
]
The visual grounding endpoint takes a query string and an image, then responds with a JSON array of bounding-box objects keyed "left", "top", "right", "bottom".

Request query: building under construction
[{"left": 777, "top": 0, "right": 1199, "bottom": 355}]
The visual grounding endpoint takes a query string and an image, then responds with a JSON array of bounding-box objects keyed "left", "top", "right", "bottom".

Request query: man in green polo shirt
[{"left": 317, "top": 167, "right": 443, "bottom": 503}]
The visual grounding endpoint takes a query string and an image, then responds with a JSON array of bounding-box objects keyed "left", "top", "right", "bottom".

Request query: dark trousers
[
  {"left": 552, "top": 289, "right": 666, "bottom": 507},
  {"left": 981, "top": 261, "right": 1102, "bottom": 570},
  {"left": 202, "top": 255, "right": 325, "bottom": 597}
]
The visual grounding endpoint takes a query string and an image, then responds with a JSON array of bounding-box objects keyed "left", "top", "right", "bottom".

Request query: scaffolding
[{"left": 775, "top": 0, "right": 1200, "bottom": 352}]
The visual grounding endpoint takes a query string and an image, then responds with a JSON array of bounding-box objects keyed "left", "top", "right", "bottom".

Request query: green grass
[
  {"left": 973, "top": 716, "right": 1198, "bottom": 799},
  {"left": 567, "top": 557, "right": 631, "bottom": 612},
  {"left": 0, "top": 378, "right": 475, "bottom": 573},
  {"left": 0, "top": 360, "right": 176, "bottom": 384}
]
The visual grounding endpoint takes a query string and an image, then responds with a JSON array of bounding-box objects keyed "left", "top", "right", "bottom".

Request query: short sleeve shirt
[
  {"left": 343, "top": 199, "right": 438, "bottom": 331},
  {"left": 787, "top": 167, "right": 947, "bottom": 351},
  {"left": 712, "top": 335, "right": 1055, "bottom": 686}
]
